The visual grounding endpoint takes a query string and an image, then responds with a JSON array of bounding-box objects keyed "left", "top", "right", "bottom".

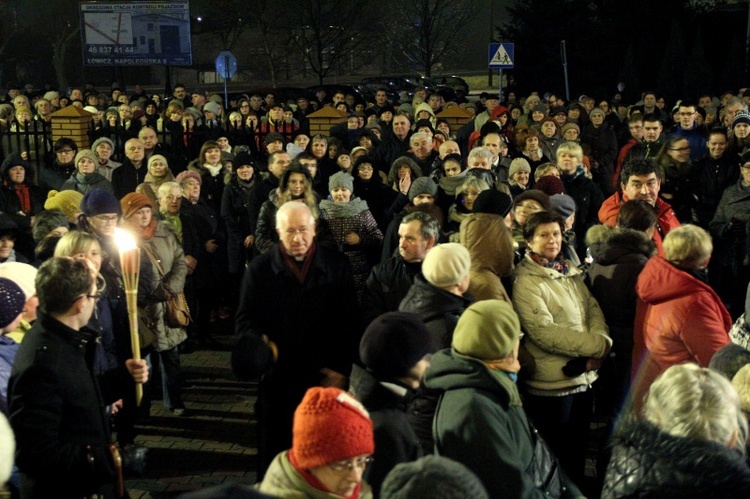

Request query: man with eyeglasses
[
  {"left": 8, "top": 257, "right": 149, "bottom": 498},
  {"left": 669, "top": 100, "right": 707, "bottom": 161}
]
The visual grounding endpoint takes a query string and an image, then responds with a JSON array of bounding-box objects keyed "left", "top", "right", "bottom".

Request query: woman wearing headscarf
[
  {"left": 60, "top": 149, "right": 114, "bottom": 195},
  {"left": 121, "top": 192, "right": 188, "bottom": 415},
  {"left": 136, "top": 154, "right": 175, "bottom": 207}
]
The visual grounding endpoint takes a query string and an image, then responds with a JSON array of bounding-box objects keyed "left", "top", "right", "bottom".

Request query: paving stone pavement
[{"left": 126, "top": 336, "right": 259, "bottom": 498}]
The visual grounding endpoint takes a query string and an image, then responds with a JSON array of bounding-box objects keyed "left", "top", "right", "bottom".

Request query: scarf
[
  {"left": 204, "top": 163, "right": 222, "bottom": 177},
  {"left": 161, "top": 212, "right": 182, "bottom": 242},
  {"left": 289, "top": 449, "right": 362, "bottom": 499},
  {"left": 438, "top": 172, "right": 467, "bottom": 196},
  {"left": 561, "top": 166, "right": 585, "bottom": 182},
  {"left": 237, "top": 178, "right": 255, "bottom": 191},
  {"left": 279, "top": 240, "right": 316, "bottom": 284},
  {"left": 527, "top": 250, "right": 570, "bottom": 275},
  {"left": 319, "top": 197, "right": 369, "bottom": 219},
  {"left": 144, "top": 170, "right": 175, "bottom": 187},
  {"left": 10, "top": 182, "right": 31, "bottom": 215},
  {"left": 125, "top": 217, "right": 157, "bottom": 240}
]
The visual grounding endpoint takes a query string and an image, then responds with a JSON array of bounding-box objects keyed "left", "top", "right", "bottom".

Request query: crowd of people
[{"left": 2, "top": 80, "right": 750, "bottom": 498}]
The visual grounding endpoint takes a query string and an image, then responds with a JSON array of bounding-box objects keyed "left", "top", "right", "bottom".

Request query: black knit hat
[
  {"left": 233, "top": 150, "right": 255, "bottom": 169},
  {"left": 360, "top": 312, "right": 431, "bottom": 378},
  {"left": 381, "top": 455, "right": 489, "bottom": 499},
  {"left": 473, "top": 189, "right": 513, "bottom": 217},
  {"left": 0, "top": 277, "right": 25, "bottom": 330}
]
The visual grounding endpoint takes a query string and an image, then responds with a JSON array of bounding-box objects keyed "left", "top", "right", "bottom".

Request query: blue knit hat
[{"left": 81, "top": 189, "right": 121, "bottom": 216}]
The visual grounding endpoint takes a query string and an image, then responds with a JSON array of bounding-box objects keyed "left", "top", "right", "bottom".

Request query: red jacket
[
  {"left": 613, "top": 138, "right": 638, "bottom": 189},
  {"left": 598, "top": 192, "right": 680, "bottom": 255},
  {"left": 631, "top": 256, "right": 731, "bottom": 402}
]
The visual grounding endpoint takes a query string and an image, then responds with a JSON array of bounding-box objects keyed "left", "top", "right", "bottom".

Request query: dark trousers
[
  {"left": 146, "top": 347, "right": 184, "bottom": 410},
  {"left": 524, "top": 389, "right": 594, "bottom": 485}
]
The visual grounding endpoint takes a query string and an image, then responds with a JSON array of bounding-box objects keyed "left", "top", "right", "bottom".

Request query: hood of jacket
[
  {"left": 586, "top": 225, "right": 656, "bottom": 265},
  {"left": 414, "top": 102, "right": 436, "bottom": 120},
  {"left": 1, "top": 152, "right": 34, "bottom": 182},
  {"left": 424, "top": 349, "right": 519, "bottom": 406},
  {"left": 636, "top": 255, "right": 710, "bottom": 304},
  {"left": 460, "top": 212, "right": 513, "bottom": 276}
]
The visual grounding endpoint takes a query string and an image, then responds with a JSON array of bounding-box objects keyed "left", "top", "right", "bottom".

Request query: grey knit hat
[
  {"left": 31, "top": 209, "right": 69, "bottom": 242},
  {"left": 328, "top": 171, "right": 354, "bottom": 193},
  {"left": 381, "top": 455, "right": 489, "bottom": 499},
  {"left": 92, "top": 137, "right": 115, "bottom": 155},
  {"left": 408, "top": 177, "right": 437, "bottom": 201},
  {"left": 509, "top": 158, "right": 531, "bottom": 178}
]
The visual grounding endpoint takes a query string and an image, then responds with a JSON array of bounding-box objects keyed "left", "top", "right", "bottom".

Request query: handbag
[
  {"left": 141, "top": 245, "right": 192, "bottom": 328},
  {"left": 137, "top": 307, "right": 159, "bottom": 353}
]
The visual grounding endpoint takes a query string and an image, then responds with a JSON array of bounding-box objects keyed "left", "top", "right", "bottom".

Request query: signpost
[
  {"left": 488, "top": 43, "right": 514, "bottom": 101},
  {"left": 215, "top": 51, "right": 238, "bottom": 112}
]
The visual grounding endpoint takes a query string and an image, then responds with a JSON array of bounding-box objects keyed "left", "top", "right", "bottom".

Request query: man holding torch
[{"left": 8, "top": 257, "right": 149, "bottom": 498}]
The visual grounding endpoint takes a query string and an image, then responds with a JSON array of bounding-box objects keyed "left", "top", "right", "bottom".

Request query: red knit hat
[{"left": 292, "top": 387, "right": 374, "bottom": 469}]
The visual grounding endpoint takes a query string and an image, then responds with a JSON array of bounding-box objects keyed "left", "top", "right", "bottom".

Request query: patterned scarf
[{"left": 527, "top": 250, "right": 569, "bottom": 275}]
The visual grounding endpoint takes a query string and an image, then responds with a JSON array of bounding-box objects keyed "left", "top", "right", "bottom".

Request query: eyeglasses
[
  {"left": 328, "top": 456, "right": 373, "bottom": 473},
  {"left": 93, "top": 214, "right": 118, "bottom": 223}
]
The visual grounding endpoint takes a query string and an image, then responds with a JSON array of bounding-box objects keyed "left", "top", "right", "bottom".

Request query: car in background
[{"left": 427, "top": 74, "right": 470, "bottom": 95}]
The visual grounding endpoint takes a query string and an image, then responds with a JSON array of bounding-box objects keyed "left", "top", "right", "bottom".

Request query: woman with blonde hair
[
  {"left": 632, "top": 225, "right": 731, "bottom": 403},
  {"left": 603, "top": 363, "right": 750, "bottom": 497}
]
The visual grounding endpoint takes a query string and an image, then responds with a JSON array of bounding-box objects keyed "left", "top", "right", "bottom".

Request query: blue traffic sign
[
  {"left": 215, "top": 51, "right": 238, "bottom": 79},
  {"left": 488, "top": 43, "right": 514, "bottom": 69}
]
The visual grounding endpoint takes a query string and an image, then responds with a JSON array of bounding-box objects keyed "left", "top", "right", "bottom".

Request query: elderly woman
[
  {"left": 459, "top": 189, "right": 515, "bottom": 302},
  {"left": 632, "top": 225, "right": 731, "bottom": 403},
  {"left": 258, "top": 387, "right": 375, "bottom": 498},
  {"left": 0, "top": 154, "right": 44, "bottom": 242},
  {"left": 446, "top": 176, "right": 490, "bottom": 237},
  {"left": 504, "top": 157, "right": 531, "bottom": 198},
  {"left": 121, "top": 193, "right": 188, "bottom": 415},
  {"left": 603, "top": 363, "right": 750, "bottom": 496},
  {"left": 510, "top": 189, "right": 549, "bottom": 259},
  {"left": 92, "top": 137, "right": 121, "bottom": 182},
  {"left": 710, "top": 152, "right": 750, "bottom": 316},
  {"left": 60, "top": 149, "right": 114, "bottom": 195},
  {"left": 512, "top": 210, "right": 611, "bottom": 482},
  {"left": 319, "top": 172, "right": 383, "bottom": 300},
  {"left": 515, "top": 127, "right": 550, "bottom": 175},
  {"left": 136, "top": 154, "right": 175, "bottom": 206}
]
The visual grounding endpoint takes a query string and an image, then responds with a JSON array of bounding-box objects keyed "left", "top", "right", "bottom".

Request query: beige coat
[
  {"left": 513, "top": 254, "right": 611, "bottom": 395},
  {"left": 459, "top": 212, "right": 514, "bottom": 303},
  {"left": 141, "top": 221, "right": 187, "bottom": 351}
]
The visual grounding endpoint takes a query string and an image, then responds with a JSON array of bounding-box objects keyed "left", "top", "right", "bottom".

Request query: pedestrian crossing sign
[{"left": 488, "top": 43, "right": 514, "bottom": 69}]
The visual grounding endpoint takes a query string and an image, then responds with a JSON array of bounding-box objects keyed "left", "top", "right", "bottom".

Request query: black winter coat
[
  {"left": 221, "top": 177, "right": 257, "bottom": 273},
  {"left": 361, "top": 256, "right": 423, "bottom": 327},
  {"left": 398, "top": 275, "right": 472, "bottom": 352},
  {"left": 561, "top": 169, "right": 604, "bottom": 257},
  {"left": 112, "top": 158, "right": 148, "bottom": 199},
  {"left": 349, "top": 364, "right": 422, "bottom": 497},
  {"left": 602, "top": 419, "right": 750, "bottom": 498},
  {"left": 8, "top": 314, "right": 134, "bottom": 498},
  {"left": 693, "top": 152, "right": 741, "bottom": 228}
]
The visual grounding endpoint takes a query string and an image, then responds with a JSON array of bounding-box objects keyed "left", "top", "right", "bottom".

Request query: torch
[{"left": 114, "top": 228, "right": 143, "bottom": 406}]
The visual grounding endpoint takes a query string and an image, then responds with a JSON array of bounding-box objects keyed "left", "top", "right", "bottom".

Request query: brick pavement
[{"left": 126, "top": 336, "right": 259, "bottom": 498}]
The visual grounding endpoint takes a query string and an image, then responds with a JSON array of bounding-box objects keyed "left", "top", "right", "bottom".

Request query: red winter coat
[
  {"left": 599, "top": 192, "right": 680, "bottom": 255},
  {"left": 631, "top": 256, "right": 731, "bottom": 403}
]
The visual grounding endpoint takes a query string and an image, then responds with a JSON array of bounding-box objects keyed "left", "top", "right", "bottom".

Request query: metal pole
[
  {"left": 498, "top": 68, "right": 503, "bottom": 102},
  {"left": 224, "top": 56, "right": 229, "bottom": 112},
  {"left": 561, "top": 40, "right": 570, "bottom": 101}
]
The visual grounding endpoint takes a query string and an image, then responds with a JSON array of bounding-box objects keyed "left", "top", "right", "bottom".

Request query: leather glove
[{"left": 562, "top": 357, "right": 588, "bottom": 377}]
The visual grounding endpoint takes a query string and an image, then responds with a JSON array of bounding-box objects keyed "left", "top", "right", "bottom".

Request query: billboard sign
[{"left": 80, "top": 1, "right": 192, "bottom": 66}]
